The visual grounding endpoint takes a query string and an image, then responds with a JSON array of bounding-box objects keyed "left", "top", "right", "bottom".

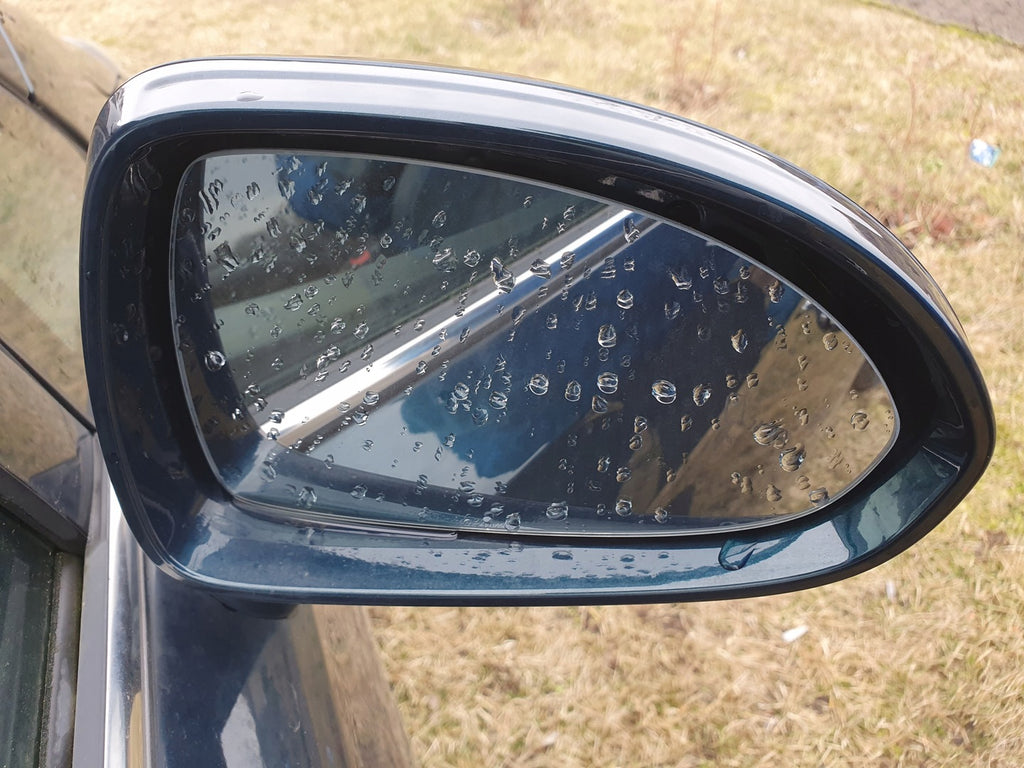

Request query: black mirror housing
[{"left": 81, "top": 59, "right": 993, "bottom": 605}]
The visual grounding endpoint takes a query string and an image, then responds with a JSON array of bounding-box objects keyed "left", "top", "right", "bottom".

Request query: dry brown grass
[{"left": 23, "top": 0, "right": 1024, "bottom": 764}]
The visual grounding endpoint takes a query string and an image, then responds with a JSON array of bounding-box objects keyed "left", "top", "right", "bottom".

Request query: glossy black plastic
[{"left": 80, "top": 59, "right": 993, "bottom": 604}]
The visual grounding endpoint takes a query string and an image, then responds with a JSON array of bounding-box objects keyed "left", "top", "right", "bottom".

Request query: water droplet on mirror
[
  {"left": 504, "top": 513, "right": 521, "bottom": 532},
  {"left": 713, "top": 276, "right": 730, "bottom": 295},
  {"left": 680, "top": 414, "right": 693, "bottom": 432},
  {"left": 552, "top": 550, "right": 573, "bottom": 561},
  {"left": 809, "top": 487, "right": 829, "bottom": 504},
  {"left": 431, "top": 210, "right": 447, "bottom": 228},
  {"left": 731, "top": 329, "right": 748, "bottom": 353},
  {"left": 546, "top": 501, "right": 569, "bottom": 520},
  {"left": 779, "top": 444, "right": 806, "bottom": 472},
  {"left": 753, "top": 420, "right": 788, "bottom": 447},
  {"left": 615, "top": 466, "right": 632, "bottom": 482},
  {"left": 623, "top": 217, "right": 641, "bottom": 243},
  {"left": 692, "top": 384, "right": 712, "bottom": 406},
  {"left": 850, "top": 411, "right": 870, "bottom": 430},
  {"left": 564, "top": 380, "right": 582, "bottom": 402},
  {"left": 530, "top": 259, "right": 552, "bottom": 278},
  {"left": 204, "top": 350, "right": 227, "bottom": 372},
  {"left": 651, "top": 379, "right": 677, "bottom": 404},
  {"left": 490, "top": 258, "right": 515, "bottom": 294},
  {"left": 628, "top": 434, "right": 643, "bottom": 450},
  {"left": 489, "top": 391, "right": 508, "bottom": 409},
  {"left": 616, "top": 289, "right": 634, "bottom": 309},
  {"left": 597, "top": 372, "right": 619, "bottom": 394},
  {"left": 615, "top": 498, "right": 633, "bottom": 517},
  {"left": 545, "top": 313, "right": 558, "bottom": 330},
  {"left": 528, "top": 373, "right": 550, "bottom": 395},
  {"left": 560, "top": 251, "right": 576, "bottom": 269},
  {"left": 664, "top": 301, "right": 681, "bottom": 320},
  {"left": 284, "top": 293, "right": 303, "bottom": 311},
  {"left": 592, "top": 395, "right": 609, "bottom": 414},
  {"left": 766, "top": 484, "right": 782, "bottom": 503},
  {"left": 654, "top": 507, "right": 669, "bottom": 523},
  {"left": 822, "top": 331, "right": 839, "bottom": 351},
  {"left": 634, "top": 416, "right": 648, "bottom": 433},
  {"left": 362, "top": 391, "right": 380, "bottom": 406},
  {"left": 443, "top": 433, "right": 456, "bottom": 448},
  {"left": 297, "top": 486, "right": 317, "bottom": 508},
  {"left": 471, "top": 407, "right": 489, "bottom": 426},
  {"left": 768, "top": 280, "right": 785, "bottom": 303},
  {"left": 670, "top": 267, "right": 692, "bottom": 290}
]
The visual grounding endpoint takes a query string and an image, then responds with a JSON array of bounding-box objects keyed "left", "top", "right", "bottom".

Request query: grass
[{"left": 22, "top": 0, "right": 1024, "bottom": 764}]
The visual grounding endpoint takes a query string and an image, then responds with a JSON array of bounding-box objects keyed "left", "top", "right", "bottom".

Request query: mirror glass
[{"left": 171, "top": 152, "right": 897, "bottom": 537}]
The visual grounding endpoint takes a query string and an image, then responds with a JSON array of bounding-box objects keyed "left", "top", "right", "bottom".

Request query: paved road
[{"left": 887, "top": 0, "right": 1024, "bottom": 46}]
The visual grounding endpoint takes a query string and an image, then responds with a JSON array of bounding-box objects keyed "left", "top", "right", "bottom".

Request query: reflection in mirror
[{"left": 171, "top": 152, "right": 897, "bottom": 537}]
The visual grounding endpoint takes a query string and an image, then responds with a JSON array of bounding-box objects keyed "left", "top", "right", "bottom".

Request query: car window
[
  {"left": 0, "top": 86, "right": 88, "bottom": 417},
  {"left": 0, "top": 509, "right": 55, "bottom": 768}
]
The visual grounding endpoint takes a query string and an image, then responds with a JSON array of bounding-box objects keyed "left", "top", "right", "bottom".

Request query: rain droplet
[
  {"left": 504, "top": 512, "right": 521, "bottom": 531},
  {"left": 766, "top": 484, "right": 782, "bottom": 503},
  {"left": 530, "top": 259, "right": 552, "bottom": 278},
  {"left": 592, "top": 395, "right": 609, "bottom": 414},
  {"left": 753, "top": 420, "right": 789, "bottom": 447},
  {"left": 432, "top": 210, "right": 447, "bottom": 228},
  {"left": 362, "top": 391, "right": 380, "bottom": 406},
  {"left": 443, "top": 433, "right": 456, "bottom": 448},
  {"left": 597, "top": 324, "right": 617, "bottom": 348},
  {"left": 654, "top": 507, "right": 669, "bottom": 523},
  {"left": 297, "top": 486, "right": 317, "bottom": 508},
  {"left": 665, "top": 301, "right": 681, "bottom": 320},
  {"left": 204, "top": 350, "right": 226, "bottom": 371},
  {"left": 546, "top": 314, "right": 558, "bottom": 330},
  {"left": 472, "top": 407, "right": 489, "bottom": 426},
  {"left": 284, "top": 293, "right": 303, "bottom": 311},
  {"left": 597, "top": 372, "right": 619, "bottom": 394},
  {"left": 651, "top": 380, "right": 677, "bottom": 404},
  {"left": 692, "top": 384, "right": 712, "bottom": 406},
  {"left": 528, "top": 373, "right": 550, "bottom": 395},
  {"left": 353, "top": 322, "right": 369, "bottom": 339},
  {"left": 718, "top": 540, "right": 756, "bottom": 571},
  {"left": 616, "top": 290, "right": 634, "bottom": 309},
  {"left": 490, "top": 258, "right": 515, "bottom": 294},
  {"left": 634, "top": 416, "right": 648, "bottom": 433},
  {"left": 670, "top": 267, "right": 692, "bottom": 290},
  {"left": 560, "top": 251, "right": 576, "bottom": 269},
  {"left": 623, "top": 217, "right": 641, "bottom": 243},
  {"left": 768, "top": 280, "right": 785, "bottom": 303},
  {"left": 564, "top": 380, "right": 582, "bottom": 402},
  {"left": 596, "top": 456, "right": 611, "bottom": 473},
  {"left": 850, "top": 411, "right": 870, "bottom": 430},
  {"left": 546, "top": 501, "right": 569, "bottom": 520},
  {"left": 616, "top": 466, "right": 632, "bottom": 483},
  {"left": 488, "top": 391, "right": 508, "bottom": 409},
  {"left": 809, "top": 487, "right": 830, "bottom": 504},
  {"left": 350, "top": 485, "right": 367, "bottom": 500},
  {"left": 779, "top": 445, "right": 806, "bottom": 472},
  {"left": 552, "top": 550, "right": 573, "bottom": 561},
  {"left": 615, "top": 498, "right": 633, "bottom": 517},
  {"left": 628, "top": 434, "right": 643, "bottom": 450},
  {"left": 680, "top": 414, "right": 693, "bottom": 432},
  {"left": 463, "top": 249, "right": 481, "bottom": 267},
  {"left": 731, "top": 329, "right": 748, "bottom": 353}
]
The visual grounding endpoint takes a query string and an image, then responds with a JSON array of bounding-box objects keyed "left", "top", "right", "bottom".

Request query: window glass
[
  {"left": 0, "top": 87, "right": 88, "bottom": 416},
  {"left": 0, "top": 510, "right": 55, "bottom": 768}
]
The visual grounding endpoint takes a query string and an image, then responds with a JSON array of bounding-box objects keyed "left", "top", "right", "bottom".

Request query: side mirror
[{"left": 82, "top": 59, "right": 993, "bottom": 605}]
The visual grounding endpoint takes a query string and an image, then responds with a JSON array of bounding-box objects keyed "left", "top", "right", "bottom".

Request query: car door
[{"left": 0, "top": 11, "right": 414, "bottom": 768}]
